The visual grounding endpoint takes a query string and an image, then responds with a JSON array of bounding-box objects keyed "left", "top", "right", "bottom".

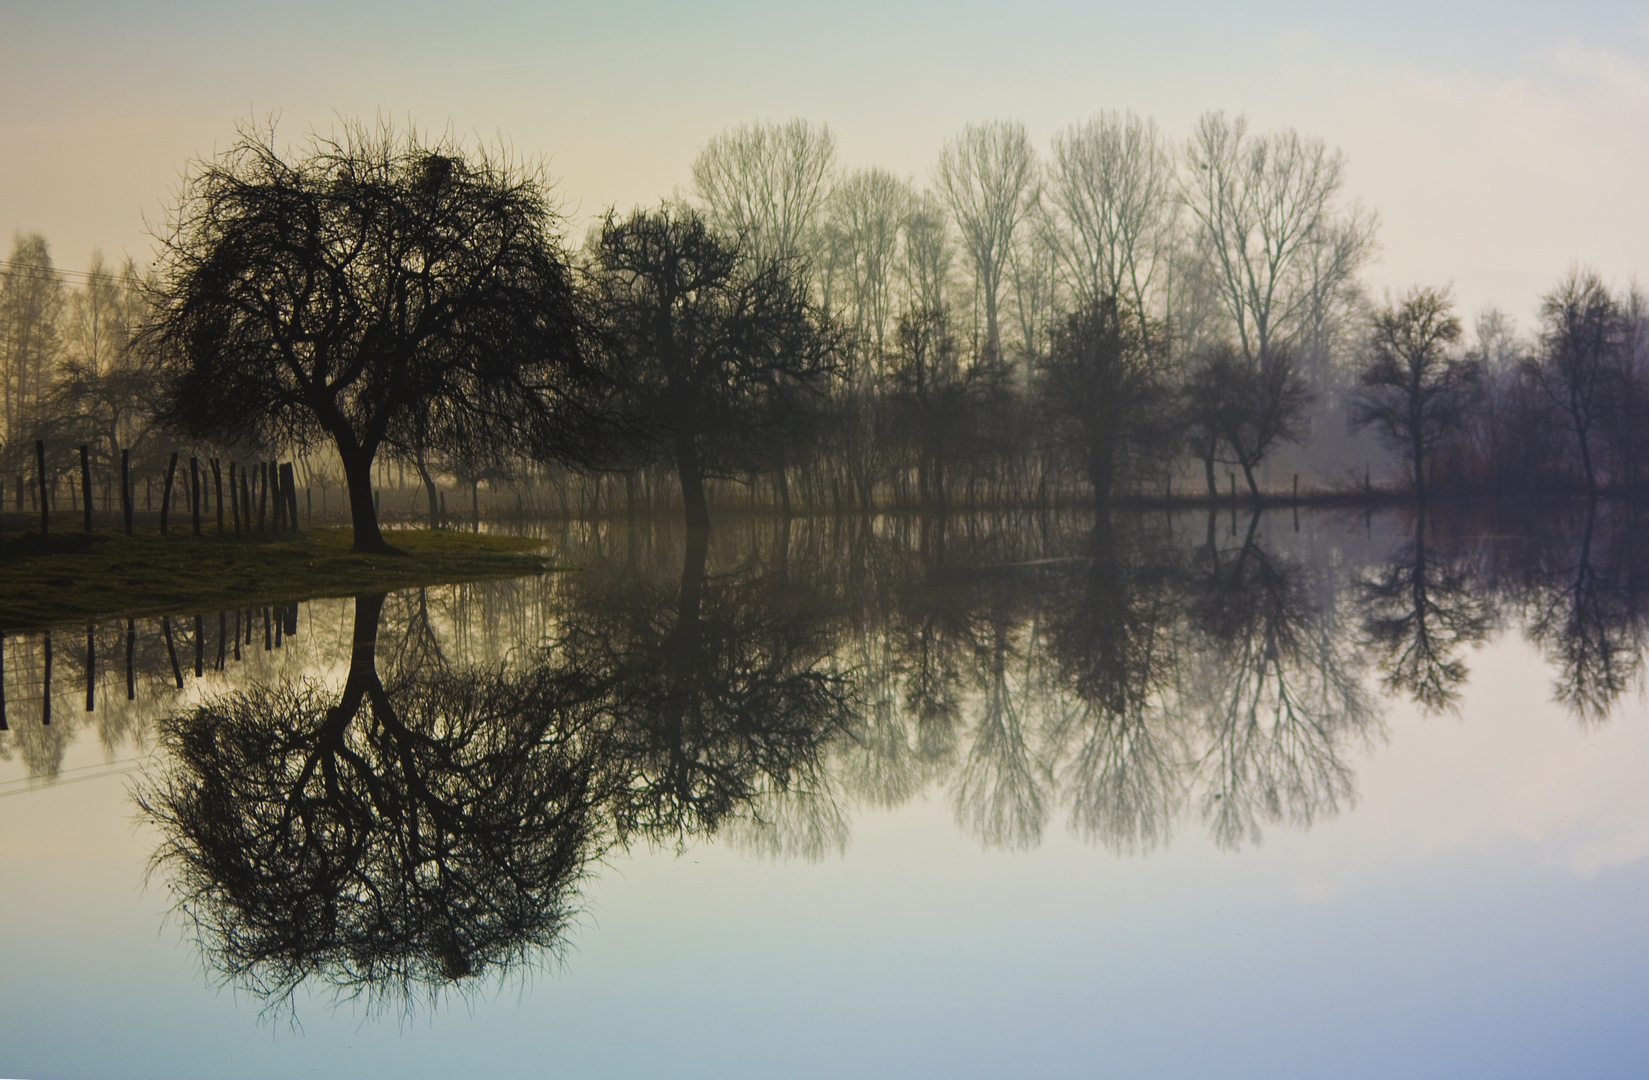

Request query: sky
[{"left": 3, "top": 0, "right": 1648, "bottom": 333}]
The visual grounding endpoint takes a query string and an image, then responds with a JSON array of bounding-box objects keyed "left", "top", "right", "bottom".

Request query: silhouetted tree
[
  {"left": 141, "top": 122, "right": 589, "bottom": 552},
  {"left": 1035, "top": 296, "right": 1171, "bottom": 503},
  {"left": 1041, "top": 111, "right": 1177, "bottom": 333},
  {"left": 1351, "top": 286, "right": 1480, "bottom": 499},
  {"left": 888, "top": 305, "right": 1010, "bottom": 508},
  {"left": 584, "top": 207, "right": 836, "bottom": 530},
  {"left": 1182, "top": 341, "right": 1312, "bottom": 499},
  {"left": 1528, "top": 269, "right": 1626, "bottom": 495},
  {"left": 691, "top": 119, "right": 836, "bottom": 269}
]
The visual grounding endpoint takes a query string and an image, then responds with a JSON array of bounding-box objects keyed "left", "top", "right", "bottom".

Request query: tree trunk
[
  {"left": 1088, "top": 443, "right": 1114, "bottom": 506},
  {"left": 338, "top": 444, "right": 393, "bottom": 553},
  {"left": 674, "top": 428, "right": 711, "bottom": 531},
  {"left": 1241, "top": 461, "right": 1261, "bottom": 501},
  {"left": 1412, "top": 428, "right": 1427, "bottom": 501},
  {"left": 414, "top": 453, "right": 439, "bottom": 529}
]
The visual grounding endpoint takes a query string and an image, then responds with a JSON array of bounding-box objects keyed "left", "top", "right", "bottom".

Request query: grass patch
[{"left": 0, "top": 527, "right": 557, "bottom": 631}]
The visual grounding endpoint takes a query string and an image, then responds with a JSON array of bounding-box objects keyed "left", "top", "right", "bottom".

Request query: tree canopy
[{"left": 141, "top": 122, "right": 589, "bottom": 551}]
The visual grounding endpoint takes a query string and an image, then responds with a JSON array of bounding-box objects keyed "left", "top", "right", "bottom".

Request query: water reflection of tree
[
  {"left": 139, "top": 594, "right": 614, "bottom": 1011},
  {"left": 140, "top": 532, "right": 857, "bottom": 1010},
  {"left": 1520, "top": 502, "right": 1649, "bottom": 721},
  {"left": 561, "top": 529, "right": 855, "bottom": 857},
  {"left": 136, "top": 501, "right": 1649, "bottom": 1014},
  {"left": 1360, "top": 506, "right": 1494, "bottom": 714},
  {"left": 1186, "top": 511, "right": 1375, "bottom": 850},
  {"left": 1037, "top": 512, "right": 1185, "bottom": 854}
]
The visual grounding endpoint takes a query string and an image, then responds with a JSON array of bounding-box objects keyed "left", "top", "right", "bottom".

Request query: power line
[{"left": 0, "top": 259, "right": 142, "bottom": 285}]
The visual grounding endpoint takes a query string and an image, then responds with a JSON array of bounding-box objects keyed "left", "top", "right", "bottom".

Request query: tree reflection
[
  {"left": 134, "top": 500, "right": 1649, "bottom": 1014},
  {"left": 560, "top": 528, "right": 855, "bottom": 856},
  {"left": 1522, "top": 502, "right": 1648, "bottom": 721},
  {"left": 1038, "top": 513, "right": 1184, "bottom": 854},
  {"left": 140, "top": 531, "right": 857, "bottom": 1010},
  {"left": 139, "top": 593, "right": 613, "bottom": 1011},
  {"left": 1185, "top": 511, "right": 1375, "bottom": 850},
  {"left": 1360, "top": 506, "right": 1494, "bottom": 713}
]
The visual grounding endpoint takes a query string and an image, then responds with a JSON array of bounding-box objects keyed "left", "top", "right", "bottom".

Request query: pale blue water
[{"left": 3, "top": 508, "right": 1647, "bottom": 1079}]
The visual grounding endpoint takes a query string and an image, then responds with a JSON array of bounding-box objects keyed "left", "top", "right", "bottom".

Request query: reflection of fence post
[
  {"left": 80, "top": 445, "right": 92, "bottom": 531},
  {"left": 36, "top": 440, "right": 48, "bottom": 535},
  {"left": 161, "top": 616, "right": 183, "bottom": 688},
  {"left": 125, "top": 618, "right": 135, "bottom": 701},
  {"left": 85, "top": 624, "right": 95, "bottom": 712},
  {"left": 160, "top": 453, "right": 178, "bottom": 536},
  {"left": 41, "top": 631, "right": 52, "bottom": 725},
  {"left": 0, "top": 630, "right": 7, "bottom": 731},
  {"left": 121, "top": 449, "right": 133, "bottom": 535}
]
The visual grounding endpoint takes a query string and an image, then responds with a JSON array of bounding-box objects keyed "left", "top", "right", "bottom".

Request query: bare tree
[
  {"left": 898, "top": 189, "right": 955, "bottom": 318},
  {"left": 933, "top": 120, "right": 1038, "bottom": 365},
  {"left": 826, "top": 167, "right": 912, "bottom": 368},
  {"left": 1041, "top": 111, "right": 1178, "bottom": 336},
  {"left": 142, "top": 121, "right": 589, "bottom": 552},
  {"left": 691, "top": 119, "right": 837, "bottom": 270},
  {"left": 1528, "top": 268, "right": 1626, "bottom": 494},
  {"left": 0, "top": 233, "right": 65, "bottom": 450},
  {"left": 1351, "top": 286, "right": 1480, "bottom": 499},
  {"left": 53, "top": 253, "right": 158, "bottom": 465},
  {"left": 1181, "top": 112, "right": 1367, "bottom": 366}
]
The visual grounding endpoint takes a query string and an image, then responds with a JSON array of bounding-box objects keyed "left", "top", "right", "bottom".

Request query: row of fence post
[{"left": 3, "top": 442, "right": 301, "bottom": 540}]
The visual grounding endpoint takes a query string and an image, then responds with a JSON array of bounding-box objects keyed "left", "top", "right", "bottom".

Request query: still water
[{"left": 3, "top": 506, "right": 1648, "bottom": 1079}]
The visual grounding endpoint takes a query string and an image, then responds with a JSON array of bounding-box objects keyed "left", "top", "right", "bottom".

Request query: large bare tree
[
  {"left": 825, "top": 167, "right": 911, "bottom": 369},
  {"left": 933, "top": 121, "right": 1038, "bottom": 365},
  {"left": 1351, "top": 286, "right": 1479, "bottom": 499},
  {"left": 1042, "top": 111, "right": 1178, "bottom": 336},
  {"left": 1181, "top": 112, "right": 1369, "bottom": 366},
  {"left": 0, "top": 233, "right": 65, "bottom": 451},
  {"left": 143, "top": 121, "right": 589, "bottom": 552},
  {"left": 691, "top": 119, "right": 837, "bottom": 269}
]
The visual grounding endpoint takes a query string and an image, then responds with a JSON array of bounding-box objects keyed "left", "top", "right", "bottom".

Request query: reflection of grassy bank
[{"left": 0, "top": 528, "right": 555, "bottom": 631}]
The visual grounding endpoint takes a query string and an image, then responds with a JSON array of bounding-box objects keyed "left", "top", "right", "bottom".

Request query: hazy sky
[{"left": 4, "top": 0, "right": 1647, "bottom": 331}]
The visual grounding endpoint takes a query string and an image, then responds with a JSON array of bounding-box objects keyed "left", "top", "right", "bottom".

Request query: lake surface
[{"left": 3, "top": 505, "right": 1648, "bottom": 1079}]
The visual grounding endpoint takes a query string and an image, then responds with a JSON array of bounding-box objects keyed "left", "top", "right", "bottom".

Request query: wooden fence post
[
  {"left": 280, "top": 463, "right": 299, "bottom": 532},
  {"left": 121, "top": 449, "right": 133, "bottom": 536},
  {"left": 160, "top": 452, "right": 178, "bottom": 535},
  {"left": 79, "top": 445, "right": 92, "bottom": 531},
  {"left": 36, "top": 439, "right": 48, "bottom": 535},
  {"left": 190, "top": 457, "right": 201, "bottom": 535},
  {"left": 212, "top": 459, "right": 224, "bottom": 534}
]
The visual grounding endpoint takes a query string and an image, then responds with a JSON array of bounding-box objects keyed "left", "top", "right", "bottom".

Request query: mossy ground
[{"left": 0, "top": 525, "right": 556, "bottom": 631}]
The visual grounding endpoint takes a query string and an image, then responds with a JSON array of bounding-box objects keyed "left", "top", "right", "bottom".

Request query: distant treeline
[{"left": 2, "top": 114, "right": 1644, "bottom": 519}]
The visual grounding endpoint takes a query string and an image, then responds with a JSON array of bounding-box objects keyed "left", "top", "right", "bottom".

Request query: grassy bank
[{"left": 0, "top": 527, "right": 555, "bottom": 632}]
